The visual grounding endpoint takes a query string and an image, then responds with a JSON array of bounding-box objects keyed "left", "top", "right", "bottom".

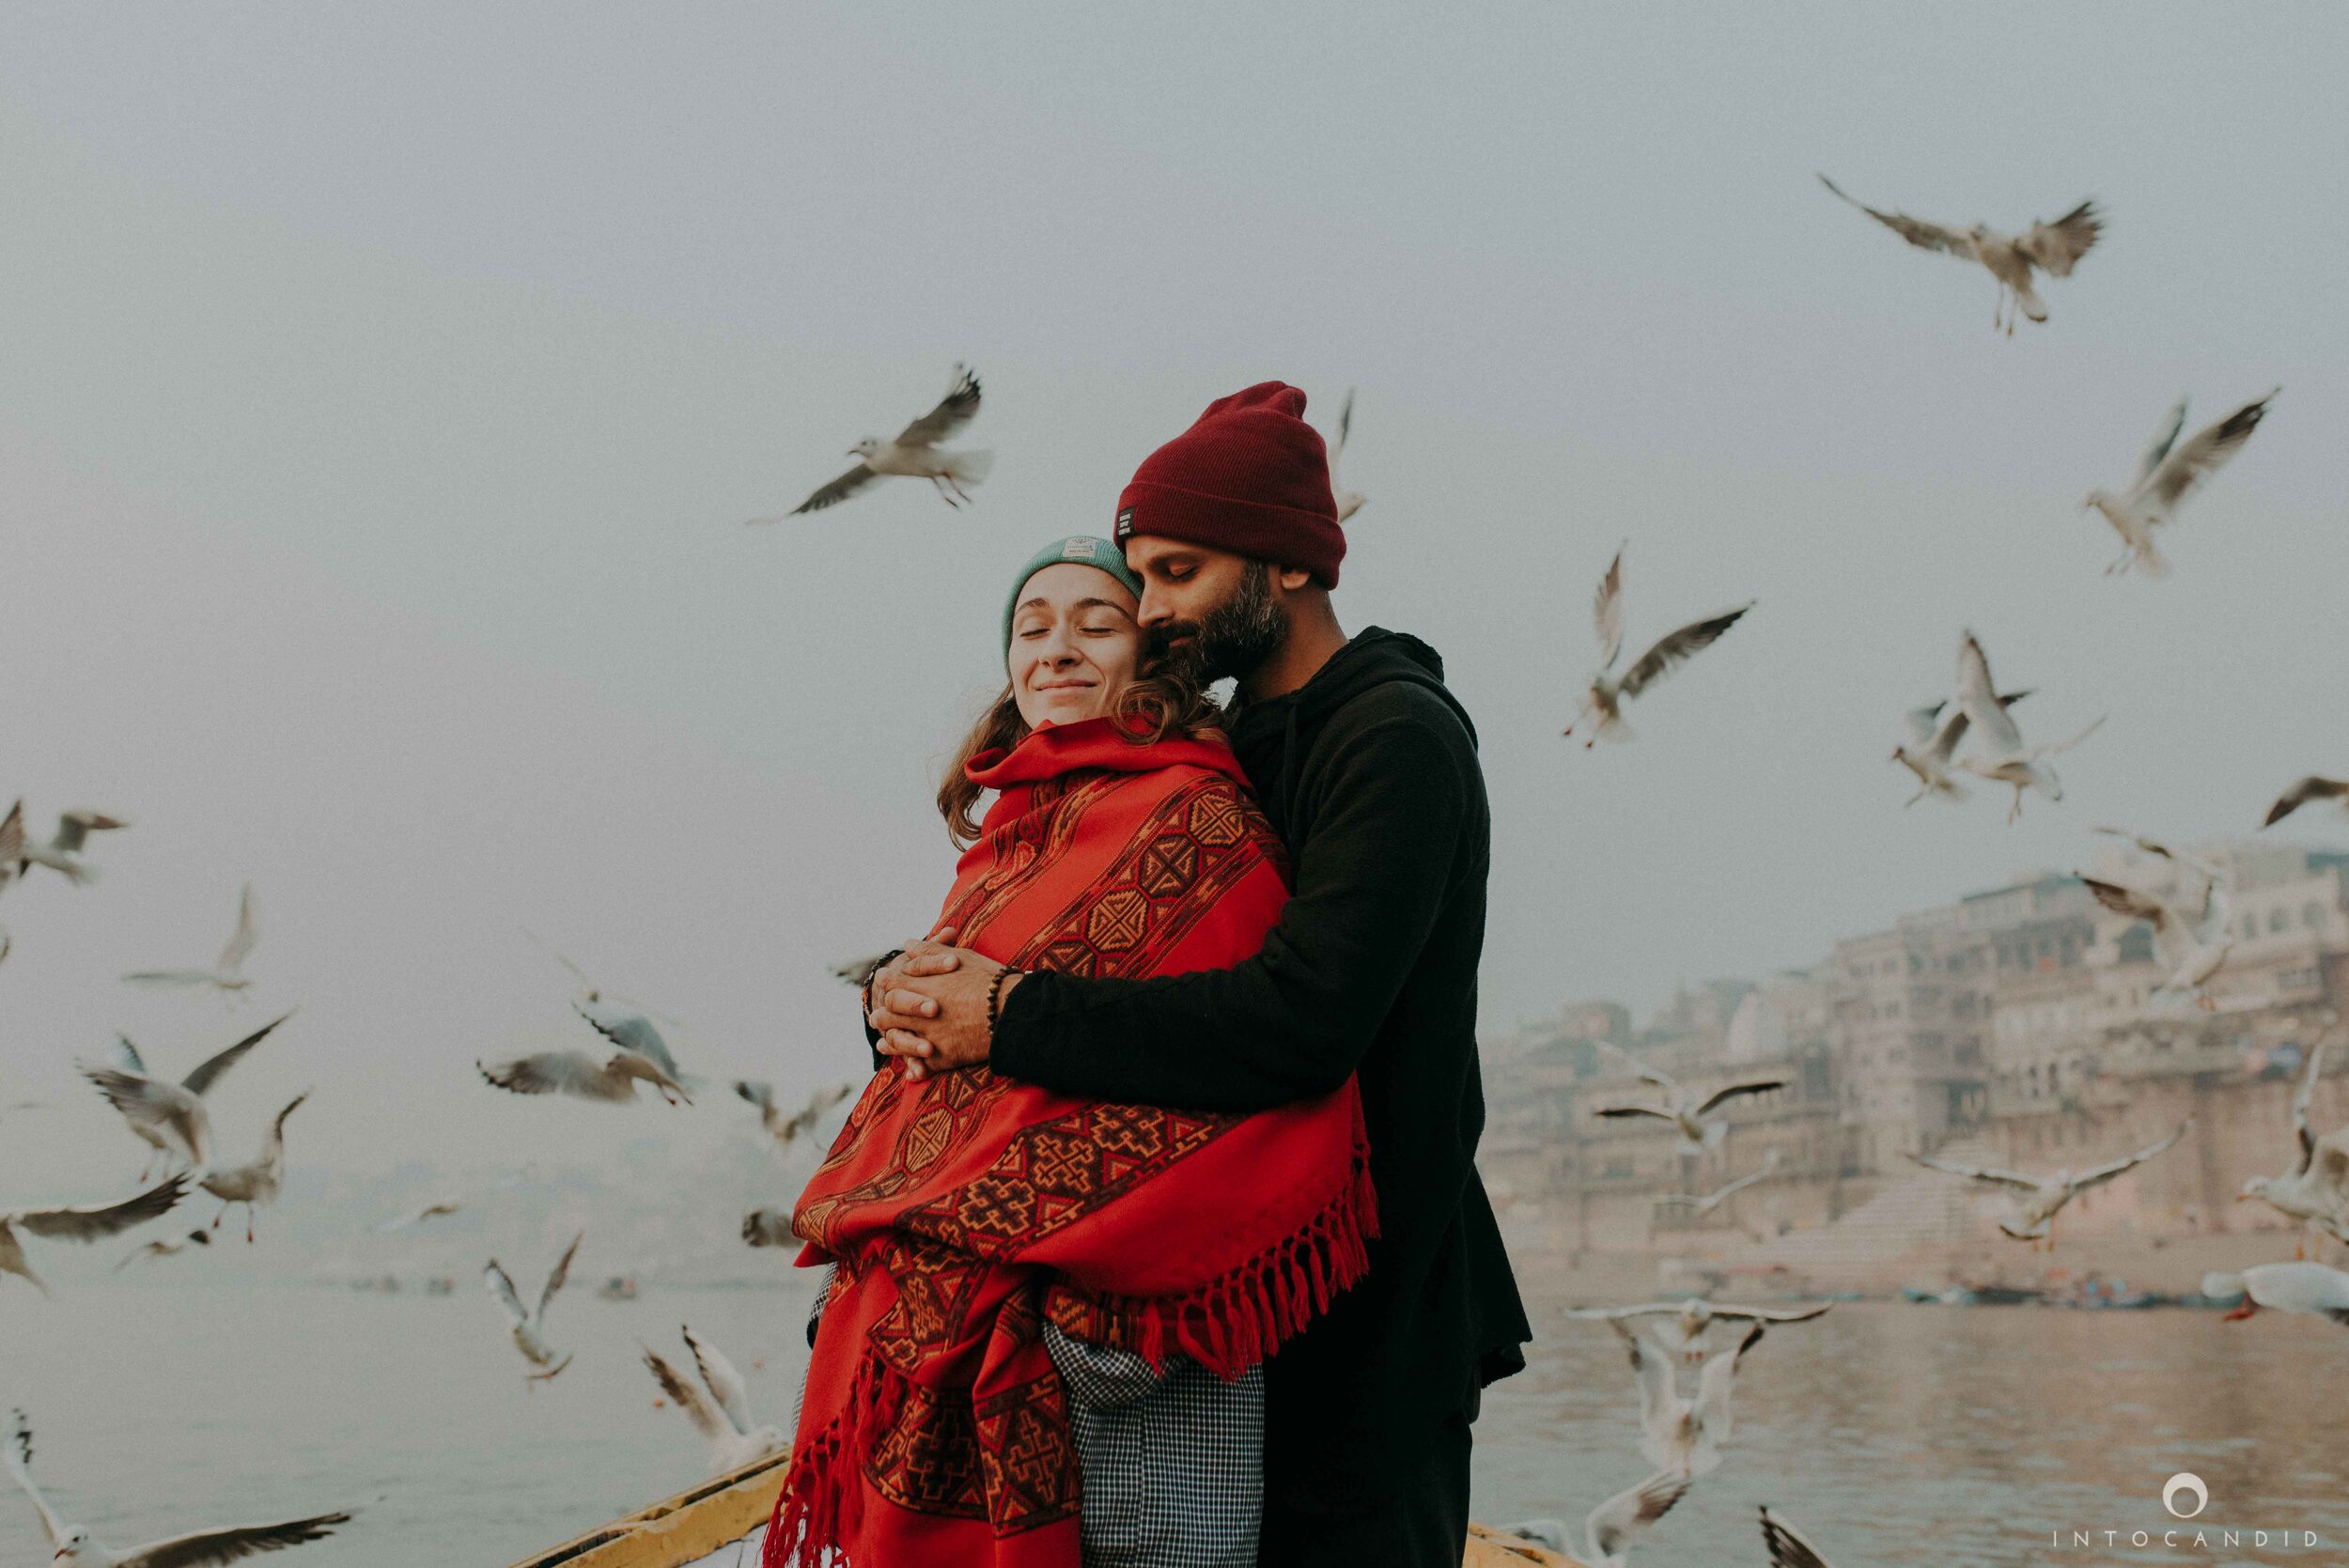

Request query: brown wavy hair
[{"left": 937, "top": 655, "right": 1222, "bottom": 846}]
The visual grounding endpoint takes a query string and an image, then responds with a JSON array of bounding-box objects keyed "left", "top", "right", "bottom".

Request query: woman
[{"left": 769, "top": 536, "right": 1376, "bottom": 1568}]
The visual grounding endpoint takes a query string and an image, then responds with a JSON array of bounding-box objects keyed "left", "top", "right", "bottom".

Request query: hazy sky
[{"left": 5, "top": 3, "right": 2346, "bottom": 1185}]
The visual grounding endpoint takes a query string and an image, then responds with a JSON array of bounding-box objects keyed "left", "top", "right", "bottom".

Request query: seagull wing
[
  {"left": 1334, "top": 387, "right": 1355, "bottom": 457},
  {"left": 110, "top": 1032, "right": 150, "bottom": 1076},
  {"left": 1695, "top": 1079, "right": 1787, "bottom": 1116},
  {"left": 894, "top": 364, "right": 983, "bottom": 448},
  {"left": 1903, "top": 700, "right": 1947, "bottom": 746},
  {"left": 4, "top": 1409, "right": 66, "bottom": 1551},
  {"left": 733, "top": 1079, "right": 777, "bottom": 1119},
  {"left": 53, "top": 811, "right": 130, "bottom": 854},
  {"left": 1594, "top": 1105, "right": 1679, "bottom": 1124},
  {"left": 574, "top": 1000, "right": 681, "bottom": 1079},
  {"left": 741, "top": 1208, "right": 793, "bottom": 1248},
  {"left": 1593, "top": 548, "right": 1626, "bottom": 670},
  {"left": 12, "top": 1174, "right": 189, "bottom": 1242},
  {"left": 1818, "top": 175, "right": 1976, "bottom": 259},
  {"left": 1954, "top": 632, "right": 2024, "bottom": 756},
  {"left": 2080, "top": 878, "right": 2190, "bottom": 969},
  {"left": 215, "top": 883, "right": 260, "bottom": 976},
  {"left": 1584, "top": 1469, "right": 1690, "bottom": 1562},
  {"left": 777, "top": 463, "right": 882, "bottom": 519},
  {"left": 1564, "top": 1301, "right": 1687, "bottom": 1321},
  {"left": 1619, "top": 603, "right": 1752, "bottom": 700},
  {"left": 644, "top": 1344, "right": 730, "bottom": 1442},
  {"left": 181, "top": 1012, "right": 295, "bottom": 1098},
  {"left": 484, "top": 1260, "right": 529, "bottom": 1328},
  {"left": 2074, "top": 1122, "right": 2191, "bottom": 1190},
  {"left": 2139, "top": 390, "right": 2278, "bottom": 511},
  {"left": 1693, "top": 1321, "right": 1765, "bottom": 1428},
  {"left": 2267, "top": 777, "right": 2349, "bottom": 828},
  {"left": 1759, "top": 1506, "right": 1837, "bottom": 1568},
  {"left": 117, "top": 1512, "right": 353, "bottom": 1568},
  {"left": 1718, "top": 1302, "right": 1835, "bottom": 1325},
  {"left": 537, "top": 1231, "right": 583, "bottom": 1325},
  {"left": 2292, "top": 1042, "right": 2327, "bottom": 1177},
  {"left": 477, "top": 1051, "right": 634, "bottom": 1101},
  {"left": 121, "top": 970, "right": 225, "bottom": 989},
  {"left": 2135, "top": 398, "right": 2189, "bottom": 486},
  {"left": 1610, "top": 1320, "right": 1676, "bottom": 1436},
  {"left": 2016, "top": 199, "right": 2102, "bottom": 277},
  {"left": 684, "top": 1326, "right": 755, "bottom": 1434},
  {"left": 0, "top": 800, "right": 23, "bottom": 871},
  {"left": 1907, "top": 1151, "right": 2041, "bottom": 1191},
  {"left": 2090, "top": 829, "right": 2221, "bottom": 888}
]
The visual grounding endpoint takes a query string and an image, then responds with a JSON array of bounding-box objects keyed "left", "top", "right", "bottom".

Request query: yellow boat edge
[{"left": 503, "top": 1464, "right": 1590, "bottom": 1568}]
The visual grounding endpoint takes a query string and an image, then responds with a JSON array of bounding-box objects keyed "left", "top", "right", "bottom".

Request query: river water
[{"left": 0, "top": 1277, "right": 2341, "bottom": 1567}]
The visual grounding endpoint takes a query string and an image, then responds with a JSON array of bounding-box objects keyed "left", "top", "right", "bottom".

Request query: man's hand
[{"left": 869, "top": 934, "right": 1021, "bottom": 1081}]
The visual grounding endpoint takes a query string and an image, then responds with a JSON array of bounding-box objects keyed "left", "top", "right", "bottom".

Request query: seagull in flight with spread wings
[
  {"left": 2084, "top": 391, "right": 2278, "bottom": 576},
  {"left": 1952, "top": 632, "right": 2102, "bottom": 822},
  {"left": 1819, "top": 175, "right": 2101, "bottom": 333},
  {"left": 754, "top": 364, "right": 992, "bottom": 519},
  {"left": 1890, "top": 688, "right": 2030, "bottom": 806},
  {"left": 486, "top": 1231, "right": 583, "bottom": 1385},
  {"left": 11, "top": 805, "right": 131, "bottom": 887},
  {"left": 1569, "top": 1294, "right": 1831, "bottom": 1367},
  {"left": 480, "top": 951, "right": 695, "bottom": 1105},
  {"left": 1613, "top": 1317, "right": 1764, "bottom": 1478},
  {"left": 2237, "top": 1040, "right": 2349, "bottom": 1256},
  {"left": 641, "top": 1326, "right": 787, "bottom": 1475},
  {"left": 79, "top": 1014, "right": 294, "bottom": 1178},
  {"left": 733, "top": 1079, "right": 854, "bottom": 1157},
  {"left": 1494, "top": 1469, "right": 1691, "bottom": 1568},
  {"left": 123, "top": 883, "right": 260, "bottom": 996},
  {"left": 1590, "top": 1045, "right": 1785, "bottom": 1156},
  {"left": 1908, "top": 1120, "right": 2192, "bottom": 1250},
  {"left": 1563, "top": 547, "right": 1752, "bottom": 747},
  {"left": 2080, "top": 830, "right": 2233, "bottom": 1006},
  {"left": 8, "top": 1406, "right": 350, "bottom": 1567},
  {"left": 1, "top": 1176, "right": 190, "bottom": 1296}
]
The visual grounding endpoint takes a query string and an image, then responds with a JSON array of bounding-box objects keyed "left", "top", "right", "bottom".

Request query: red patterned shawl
[{"left": 766, "top": 717, "right": 1376, "bottom": 1568}]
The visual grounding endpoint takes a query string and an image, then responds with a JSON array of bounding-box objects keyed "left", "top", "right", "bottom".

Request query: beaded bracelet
[{"left": 986, "top": 966, "right": 1021, "bottom": 1041}]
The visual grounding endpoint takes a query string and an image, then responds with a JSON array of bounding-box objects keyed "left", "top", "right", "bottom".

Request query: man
[{"left": 867, "top": 380, "right": 1529, "bottom": 1566}]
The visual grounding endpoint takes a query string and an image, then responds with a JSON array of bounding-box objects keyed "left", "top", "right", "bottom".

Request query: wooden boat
[{"left": 505, "top": 1455, "right": 1591, "bottom": 1568}]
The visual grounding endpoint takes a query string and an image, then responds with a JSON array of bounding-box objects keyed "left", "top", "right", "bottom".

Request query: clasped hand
[{"left": 868, "top": 928, "right": 1014, "bottom": 1080}]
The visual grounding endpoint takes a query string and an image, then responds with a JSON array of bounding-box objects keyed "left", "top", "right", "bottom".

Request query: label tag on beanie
[{"left": 1113, "top": 506, "right": 1134, "bottom": 540}]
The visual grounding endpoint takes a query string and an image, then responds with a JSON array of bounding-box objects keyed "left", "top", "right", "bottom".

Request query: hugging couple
[{"left": 767, "top": 382, "right": 1530, "bottom": 1568}]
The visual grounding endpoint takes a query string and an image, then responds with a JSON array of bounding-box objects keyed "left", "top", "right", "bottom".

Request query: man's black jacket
[{"left": 992, "top": 627, "right": 1531, "bottom": 1506}]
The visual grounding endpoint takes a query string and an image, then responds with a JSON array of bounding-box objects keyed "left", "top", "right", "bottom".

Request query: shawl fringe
[{"left": 765, "top": 1350, "right": 905, "bottom": 1568}]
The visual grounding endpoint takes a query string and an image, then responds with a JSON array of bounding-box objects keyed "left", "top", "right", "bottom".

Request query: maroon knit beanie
[{"left": 1112, "top": 381, "right": 1346, "bottom": 587}]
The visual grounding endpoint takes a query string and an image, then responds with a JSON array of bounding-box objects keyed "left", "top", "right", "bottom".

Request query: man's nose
[{"left": 1136, "top": 586, "right": 1174, "bottom": 627}]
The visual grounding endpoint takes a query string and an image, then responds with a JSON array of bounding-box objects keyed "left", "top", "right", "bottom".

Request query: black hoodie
[{"left": 993, "top": 627, "right": 1531, "bottom": 1510}]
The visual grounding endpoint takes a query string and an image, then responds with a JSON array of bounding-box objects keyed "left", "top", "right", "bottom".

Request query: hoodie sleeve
[{"left": 990, "top": 707, "right": 1471, "bottom": 1111}]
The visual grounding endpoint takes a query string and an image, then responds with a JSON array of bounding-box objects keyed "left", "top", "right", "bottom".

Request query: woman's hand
[{"left": 871, "top": 936, "right": 1019, "bottom": 1080}]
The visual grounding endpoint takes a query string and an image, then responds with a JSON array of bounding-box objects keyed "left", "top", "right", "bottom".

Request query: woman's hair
[{"left": 937, "top": 654, "right": 1221, "bottom": 846}]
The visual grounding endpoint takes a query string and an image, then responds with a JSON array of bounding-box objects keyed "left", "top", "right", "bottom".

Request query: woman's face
[{"left": 1007, "top": 563, "right": 1143, "bottom": 730}]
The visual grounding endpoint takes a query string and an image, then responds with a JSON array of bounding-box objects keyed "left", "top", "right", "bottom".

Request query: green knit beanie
[{"left": 1002, "top": 535, "right": 1145, "bottom": 653}]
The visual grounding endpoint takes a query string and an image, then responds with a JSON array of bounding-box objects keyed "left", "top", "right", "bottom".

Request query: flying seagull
[
  {"left": 2204, "top": 1262, "right": 2349, "bottom": 1326},
  {"left": 1592, "top": 1044, "right": 1784, "bottom": 1155},
  {"left": 1654, "top": 1151, "right": 1784, "bottom": 1218},
  {"left": 1907, "top": 1120, "right": 2192, "bottom": 1249},
  {"left": 376, "top": 1199, "right": 466, "bottom": 1234},
  {"left": 1569, "top": 1295, "right": 1831, "bottom": 1367},
  {"left": 2084, "top": 391, "right": 2278, "bottom": 576},
  {"left": 123, "top": 882, "right": 260, "bottom": 994},
  {"left": 1, "top": 1176, "right": 190, "bottom": 1296},
  {"left": 1952, "top": 631, "right": 2103, "bottom": 822},
  {"left": 1758, "top": 1506, "right": 1840, "bottom": 1568},
  {"left": 198, "top": 1092, "right": 309, "bottom": 1243},
  {"left": 754, "top": 364, "right": 992, "bottom": 519},
  {"left": 11, "top": 806, "right": 131, "bottom": 887},
  {"left": 1819, "top": 174, "right": 2101, "bottom": 333},
  {"left": 734, "top": 1079, "right": 854, "bottom": 1155},
  {"left": 1889, "top": 689, "right": 2030, "bottom": 806},
  {"left": 0, "top": 801, "right": 18, "bottom": 968},
  {"left": 8, "top": 1407, "right": 350, "bottom": 1567},
  {"left": 831, "top": 952, "right": 890, "bottom": 989},
  {"left": 2236, "top": 1040, "right": 2349, "bottom": 1255},
  {"left": 1563, "top": 547, "right": 1752, "bottom": 746},
  {"left": 1614, "top": 1317, "right": 1763, "bottom": 1478},
  {"left": 2080, "top": 831, "right": 2232, "bottom": 1006},
  {"left": 80, "top": 1013, "right": 294, "bottom": 1178},
  {"left": 2263, "top": 775, "right": 2349, "bottom": 829},
  {"left": 641, "top": 1326, "right": 788, "bottom": 1475},
  {"left": 1494, "top": 1470, "right": 1691, "bottom": 1568},
  {"left": 486, "top": 1231, "right": 583, "bottom": 1385},
  {"left": 1330, "top": 388, "right": 1367, "bottom": 523},
  {"left": 117, "top": 1230, "right": 212, "bottom": 1271}
]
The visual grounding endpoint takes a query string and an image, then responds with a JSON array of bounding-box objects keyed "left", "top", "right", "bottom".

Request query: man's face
[{"left": 1123, "top": 536, "right": 1289, "bottom": 683}]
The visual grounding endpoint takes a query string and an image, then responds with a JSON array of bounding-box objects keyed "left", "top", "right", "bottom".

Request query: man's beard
[{"left": 1152, "top": 562, "right": 1288, "bottom": 684}]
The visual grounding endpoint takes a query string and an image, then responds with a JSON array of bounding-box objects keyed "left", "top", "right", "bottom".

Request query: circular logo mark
[{"left": 2163, "top": 1472, "right": 2209, "bottom": 1519}]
